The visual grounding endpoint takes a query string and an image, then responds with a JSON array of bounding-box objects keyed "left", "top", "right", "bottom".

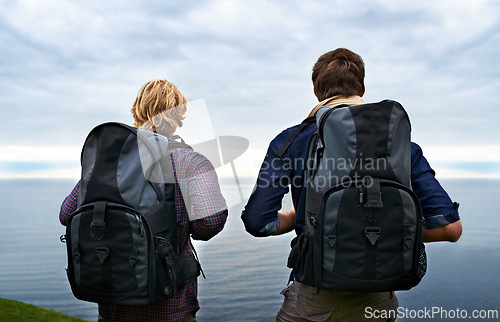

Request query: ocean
[{"left": 0, "top": 179, "right": 498, "bottom": 321}]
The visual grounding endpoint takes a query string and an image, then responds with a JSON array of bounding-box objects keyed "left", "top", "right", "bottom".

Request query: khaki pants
[{"left": 276, "top": 281, "right": 398, "bottom": 322}]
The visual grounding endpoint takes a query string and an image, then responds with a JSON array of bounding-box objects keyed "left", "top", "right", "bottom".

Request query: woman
[{"left": 60, "top": 79, "right": 228, "bottom": 322}]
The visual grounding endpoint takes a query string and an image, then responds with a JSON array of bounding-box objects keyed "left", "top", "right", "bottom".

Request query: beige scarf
[{"left": 307, "top": 95, "right": 366, "bottom": 118}]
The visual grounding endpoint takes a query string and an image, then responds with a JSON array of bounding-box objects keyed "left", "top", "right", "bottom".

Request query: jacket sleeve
[
  {"left": 241, "top": 139, "right": 291, "bottom": 237},
  {"left": 411, "top": 143, "right": 460, "bottom": 229},
  {"left": 183, "top": 153, "right": 228, "bottom": 241},
  {"left": 59, "top": 181, "right": 80, "bottom": 226}
]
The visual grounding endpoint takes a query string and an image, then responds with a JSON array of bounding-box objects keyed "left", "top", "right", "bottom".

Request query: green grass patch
[{"left": 0, "top": 298, "right": 91, "bottom": 321}]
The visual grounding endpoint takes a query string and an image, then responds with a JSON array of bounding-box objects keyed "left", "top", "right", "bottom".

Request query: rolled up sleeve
[
  {"left": 59, "top": 181, "right": 80, "bottom": 226},
  {"left": 242, "top": 141, "right": 291, "bottom": 237},
  {"left": 181, "top": 153, "right": 228, "bottom": 240},
  {"left": 411, "top": 143, "right": 460, "bottom": 229}
]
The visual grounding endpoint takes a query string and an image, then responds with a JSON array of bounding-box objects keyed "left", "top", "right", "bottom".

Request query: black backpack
[
  {"left": 63, "top": 122, "right": 200, "bottom": 305},
  {"left": 284, "top": 100, "right": 426, "bottom": 292}
]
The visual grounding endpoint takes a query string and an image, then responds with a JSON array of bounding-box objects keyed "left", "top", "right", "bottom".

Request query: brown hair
[
  {"left": 131, "top": 79, "right": 187, "bottom": 134},
  {"left": 312, "top": 48, "right": 365, "bottom": 101}
]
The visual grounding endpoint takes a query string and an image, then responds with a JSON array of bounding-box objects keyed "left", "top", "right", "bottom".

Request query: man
[
  {"left": 60, "top": 79, "right": 228, "bottom": 322},
  {"left": 241, "top": 48, "right": 462, "bottom": 321}
]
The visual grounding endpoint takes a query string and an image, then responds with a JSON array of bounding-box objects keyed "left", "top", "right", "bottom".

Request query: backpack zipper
[{"left": 135, "top": 214, "right": 145, "bottom": 236}]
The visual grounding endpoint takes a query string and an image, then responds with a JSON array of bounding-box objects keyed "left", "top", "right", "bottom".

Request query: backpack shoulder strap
[
  {"left": 275, "top": 116, "right": 316, "bottom": 158},
  {"left": 167, "top": 135, "right": 193, "bottom": 150}
]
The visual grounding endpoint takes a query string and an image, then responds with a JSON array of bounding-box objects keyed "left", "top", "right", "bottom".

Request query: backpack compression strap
[{"left": 274, "top": 117, "right": 316, "bottom": 158}]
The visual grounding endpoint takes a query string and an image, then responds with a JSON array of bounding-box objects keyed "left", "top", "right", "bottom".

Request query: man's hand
[{"left": 273, "top": 209, "right": 296, "bottom": 235}]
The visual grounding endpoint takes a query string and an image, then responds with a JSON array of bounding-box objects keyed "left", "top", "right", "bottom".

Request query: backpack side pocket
[{"left": 154, "top": 242, "right": 177, "bottom": 301}]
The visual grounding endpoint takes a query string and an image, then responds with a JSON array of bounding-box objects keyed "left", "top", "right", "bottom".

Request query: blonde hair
[{"left": 131, "top": 78, "right": 187, "bottom": 134}]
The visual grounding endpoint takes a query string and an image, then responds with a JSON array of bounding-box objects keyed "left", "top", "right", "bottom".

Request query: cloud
[
  {"left": 0, "top": 0, "right": 499, "bottom": 158},
  {"left": 0, "top": 145, "right": 79, "bottom": 178},
  {"left": 424, "top": 145, "right": 500, "bottom": 178}
]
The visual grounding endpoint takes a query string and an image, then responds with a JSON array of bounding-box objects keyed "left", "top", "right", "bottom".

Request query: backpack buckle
[
  {"left": 327, "top": 235, "right": 336, "bottom": 247},
  {"left": 129, "top": 254, "right": 138, "bottom": 267},
  {"left": 96, "top": 247, "right": 110, "bottom": 264},
  {"left": 364, "top": 178, "right": 383, "bottom": 210},
  {"left": 90, "top": 223, "right": 105, "bottom": 240},
  {"left": 365, "top": 227, "right": 381, "bottom": 245},
  {"left": 90, "top": 201, "right": 107, "bottom": 240}
]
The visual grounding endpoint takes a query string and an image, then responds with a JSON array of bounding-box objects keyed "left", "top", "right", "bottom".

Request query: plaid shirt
[{"left": 60, "top": 148, "right": 228, "bottom": 322}]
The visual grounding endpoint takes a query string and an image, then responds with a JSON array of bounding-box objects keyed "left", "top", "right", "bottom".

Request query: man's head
[
  {"left": 312, "top": 48, "right": 365, "bottom": 101},
  {"left": 131, "top": 78, "right": 187, "bottom": 135}
]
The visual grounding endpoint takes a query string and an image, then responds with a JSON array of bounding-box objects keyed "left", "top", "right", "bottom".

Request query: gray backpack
[
  {"left": 286, "top": 100, "right": 426, "bottom": 292},
  {"left": 63, "top": 123, "right": 200, "bottom": 305}
]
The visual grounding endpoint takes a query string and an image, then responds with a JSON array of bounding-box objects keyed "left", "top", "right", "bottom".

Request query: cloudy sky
[{"left": 1, "top": 0, "right": 499, "bottom": 180}]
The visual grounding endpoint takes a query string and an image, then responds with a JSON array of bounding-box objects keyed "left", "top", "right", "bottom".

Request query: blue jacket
[{"left": 242, "top": 121, "right": 460, "bottom": 238}]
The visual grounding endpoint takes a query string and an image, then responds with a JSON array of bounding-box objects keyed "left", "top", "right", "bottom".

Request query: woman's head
[{"left": 131, "top": 78, "right": 187, "bottom": 135}]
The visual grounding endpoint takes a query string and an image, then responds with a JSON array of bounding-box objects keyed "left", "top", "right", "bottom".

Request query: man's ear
[{"left": 359, "top": 85, "right": 365, "bottom": 97}]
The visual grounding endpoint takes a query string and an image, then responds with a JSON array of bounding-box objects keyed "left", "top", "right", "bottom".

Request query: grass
[{"left": 0, "top": 298, "right": 91, "bottom": 322}]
